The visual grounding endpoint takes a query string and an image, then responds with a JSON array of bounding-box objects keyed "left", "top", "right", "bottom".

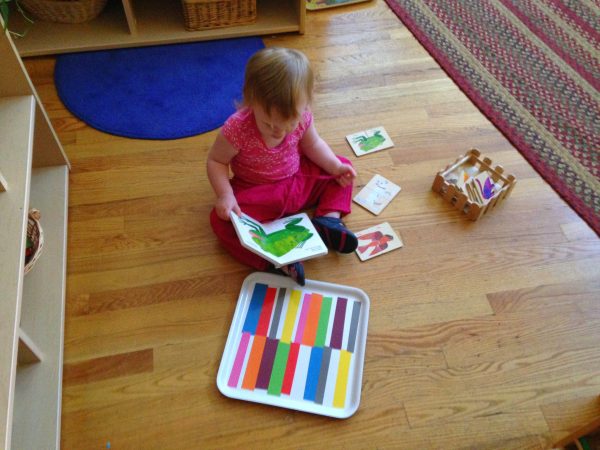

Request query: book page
[{"left": 230, "top": 212, "right": 328, "bottom": 267}]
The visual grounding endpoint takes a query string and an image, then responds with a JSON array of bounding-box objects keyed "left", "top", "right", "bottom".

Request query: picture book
[
  {"left": 230, "top": 212, "right": 328, "bottom": 267},
  {"left": 346, "top": 126, "right": 394, "bottom": 157},
  {"left": 353, "top": 174, "right": 401, "bottom": 215},
  {"left": 355, "top": 222, "right": 403, "bottom": 261}
]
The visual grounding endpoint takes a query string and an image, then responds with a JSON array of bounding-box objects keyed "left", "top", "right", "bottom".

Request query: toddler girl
[{"left": 207, "top": 47, "right": 358, "bottom": 285}]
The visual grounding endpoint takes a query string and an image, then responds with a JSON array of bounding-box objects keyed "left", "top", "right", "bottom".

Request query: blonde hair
[{"left": 241, "top": 47, "right": 314, "bottom": 120}]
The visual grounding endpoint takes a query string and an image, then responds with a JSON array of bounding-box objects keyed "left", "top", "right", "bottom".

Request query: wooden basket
[
  {"left": 182, "top": 0, "right": 257, "bottom": 31},
  {"left": 432, "top": 149, "right": 517, "bottom": 221},
  {"left": 24, "top": 209, "right": 43, "bottom": 275},
  {"left": 20, "top": 0, "right": 108, "bottom": 23}
]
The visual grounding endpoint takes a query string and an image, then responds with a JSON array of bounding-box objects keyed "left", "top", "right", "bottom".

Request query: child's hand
[
  {"left": 215, "top": 193, "right": 241, "bottom": 221},
  {"left": 335, "top": 162, "right": 357, "bottom": 187}
]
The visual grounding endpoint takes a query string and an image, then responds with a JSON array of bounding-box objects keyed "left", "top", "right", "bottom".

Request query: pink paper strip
[
  {"left": 228, "top": 332, "right": 251, "bottom": 388},
  {"left": 293, "top": 294, "right": 312, "bottom": 344}
]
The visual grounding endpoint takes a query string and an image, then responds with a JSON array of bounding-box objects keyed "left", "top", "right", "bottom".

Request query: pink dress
[
  {"left": 210, "top": 107, "right": 353, "bottom": 270},
  {"left": 223, "top": 107, "right": 312, "bottom": 186}
]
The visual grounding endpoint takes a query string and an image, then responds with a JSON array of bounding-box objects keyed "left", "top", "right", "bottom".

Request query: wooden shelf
[{"left": 13, "top": 0, "right": 305, "bottom": 57}]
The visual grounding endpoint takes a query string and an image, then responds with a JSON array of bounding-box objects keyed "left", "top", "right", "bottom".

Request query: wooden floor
[{"left": 24, "top": 1, "right": 600, "bottom": 449}]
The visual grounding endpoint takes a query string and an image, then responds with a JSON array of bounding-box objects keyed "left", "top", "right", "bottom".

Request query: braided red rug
[{"left": 384, "top": 0, "right": 600, "bottom": 234}]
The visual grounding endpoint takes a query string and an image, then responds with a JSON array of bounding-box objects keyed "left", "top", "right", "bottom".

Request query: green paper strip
[
  {"left": 314, "top": 297, "right": 333, "bottom": 347},
  {"left": 267, "top": 341, "right": 291, "bottom": 396}
]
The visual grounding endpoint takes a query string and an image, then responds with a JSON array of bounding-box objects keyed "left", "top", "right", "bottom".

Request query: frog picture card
[
  {"left": 346, "top": 126, "right": 394, "bottom": 157},
  {"left": 353, "top": 174, "right": 401, "bottom": 215},
  {"left": 230, "top": 212, "right": 328, "bottom": 268}
]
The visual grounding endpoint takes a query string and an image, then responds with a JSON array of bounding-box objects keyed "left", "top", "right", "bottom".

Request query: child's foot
[
  {"left": 312, "top": 216, "right": 358, "bottom": 254},
  {"left": 277, "top": 261, "right": 305, "bottom": 286}
]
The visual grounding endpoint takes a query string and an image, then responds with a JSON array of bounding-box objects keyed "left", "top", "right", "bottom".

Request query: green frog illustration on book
[{"left": 240, "top": 216, "right": 313, "bottom": 257}]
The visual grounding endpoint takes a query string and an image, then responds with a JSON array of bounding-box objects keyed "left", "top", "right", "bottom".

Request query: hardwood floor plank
[
  {"left": 68, "top": 273, "right": 242, "bottom": 317},
  {"left": 487, "top": 280, "right": 600, "bottom": 314},
  {"left": 63, "top": 349, "right": 154, "bottom": 386}
]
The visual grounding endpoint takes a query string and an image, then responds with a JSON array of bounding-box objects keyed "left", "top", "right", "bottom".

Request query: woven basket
[
  {"left": 20, "top": 0, "right": 108, "bottom": 23},
  {"left": 24, "top": 209, "right": 43, "bottom": 275},
  {"left": 182, "top": 0, "right": 256, "bottom": 31}
]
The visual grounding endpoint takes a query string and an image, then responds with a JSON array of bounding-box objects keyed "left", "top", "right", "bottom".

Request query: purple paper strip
[
  {"left": 255, "top": 337, "right": 279, "bottom": 389},
  {"left": 330, "top": 297, "right": 347, "bottom": 349}
]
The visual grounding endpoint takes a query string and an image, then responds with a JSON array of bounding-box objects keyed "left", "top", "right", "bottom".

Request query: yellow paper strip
[
  {"left": 333, "top": 350, "right": 352, "bottom": 408},
  {"left": 281, "top": 290, "right": 301, "bottom": 343}
]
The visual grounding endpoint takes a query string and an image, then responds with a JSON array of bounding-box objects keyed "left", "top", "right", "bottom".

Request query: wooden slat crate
[{"left": 432, "top": 148, "right": 517, "bottom": 221}]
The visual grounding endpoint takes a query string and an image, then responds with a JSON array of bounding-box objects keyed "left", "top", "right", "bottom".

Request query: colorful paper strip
[
  {"left": 314, "top": 296, "right": 333, "bottom": 347},
  {"left": 315, "top": 346, "right": 332, "bottom": 404},
  {"left": 333, "top": 350, "right": 352, "bottom": 408},
  {"left": 281, "top": 290, "right": 301, "bottom": 343},
  {"left": 228, "top": 332, "right": 251, "bottom": 388},
  {"left": 241, "top": 335, "right": 266, "bottom": 390},
  {"left": 268, "top": 288, "right": 287, "bottom": 339},
  {"left": 267, "top": 341, "right": 291, "bottom": 396},
  {"left": 303, "top": 346, "right": 324, "bottom": 401},
  {"left": 256, "top": 287, "right": 277, "bottom": 336},
  {"left": 330, "top": 297, "right": 348, "bottom": 349},
  {"left": 255, "top": 337, "right": 279, "bottom": 389},
  {"left": 281, "top": 342, "right": 300, "bottom": 395},
  {"left": 293, "top": 294, "right": 312, "bottom": 344},
  {"left": 242, "top": 283, "right": 267, "bottom": 333},
  {"left": 347, "top": 301, "right": 362, "bottom": 353},
  {"left": 301, "top": 294, "right": 323, "bottom": 346}
]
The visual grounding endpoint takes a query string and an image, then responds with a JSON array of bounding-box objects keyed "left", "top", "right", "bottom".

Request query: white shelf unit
[
  {"left": 12, "top": 0, "right": 305, "bottom": 57},
  {"left": 0, "top": 26, "right": 69, "bottom": 450}
]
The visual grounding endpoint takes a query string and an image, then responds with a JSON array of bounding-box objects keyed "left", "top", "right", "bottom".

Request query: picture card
[
  {"left": 353, "top": 174, "right": 401, "bottom": 215},
  {"left": 471, "top": 171, "right": 500, "bottom": 204},
  {"left": 346, "top": 126, "right": 394, "bottom": 157},
  {"left": 355, "top": 222, "right": 403, "bottom": 261},
  {"left": 454, "top": 171, "right": 501, "bottom": 205}
]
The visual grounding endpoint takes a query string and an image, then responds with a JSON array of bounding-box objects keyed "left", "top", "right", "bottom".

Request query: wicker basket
[
  {"left": 24, "top": 209, "right": 43, "bottom": 275},
  {"left": 182, "top": 0, "right": 256, "bottom": 31},
  {"left": 20, "top": 0, "right": 108, "bottom": 23}
]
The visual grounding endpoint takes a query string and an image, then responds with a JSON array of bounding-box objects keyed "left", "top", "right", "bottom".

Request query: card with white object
[
  {"left": 346, "top": 126, "right": 394, "bottom": 157},
  {"left": 355, "top": 222, "right": 403, "bottom": 261},
  {"left": 353, "top": 174, "right": 401, "bottom": 215}
]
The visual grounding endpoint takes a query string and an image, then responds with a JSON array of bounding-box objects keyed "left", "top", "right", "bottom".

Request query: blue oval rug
[{"left": 55, "top": 38, "right": 264, "bottom": 140}]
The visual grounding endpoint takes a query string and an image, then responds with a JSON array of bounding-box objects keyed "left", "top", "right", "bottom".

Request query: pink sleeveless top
[{"left": 222, "top": 107, "right": 313, "bottom": 185}]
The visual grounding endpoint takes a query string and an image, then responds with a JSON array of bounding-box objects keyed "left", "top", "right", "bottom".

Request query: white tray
[{"left": 217, "top": 272, "right": 370, "bottom": 418}]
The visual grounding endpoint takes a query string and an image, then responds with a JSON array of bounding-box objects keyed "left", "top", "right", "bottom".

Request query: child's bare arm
[
  {"left": 206, "top": 132, "right": 241, "bottom": 220},
  {"left": 300, "top": 123, "right": 356, "bottom": 187}
]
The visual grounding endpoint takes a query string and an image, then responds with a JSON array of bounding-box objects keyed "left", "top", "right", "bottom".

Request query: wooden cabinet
[
  {"left": 12, "top": 0, "right": 305, "bottom": 56},
  {"left": 0, "top": 26, "right": 69, "bottom": 450}
]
